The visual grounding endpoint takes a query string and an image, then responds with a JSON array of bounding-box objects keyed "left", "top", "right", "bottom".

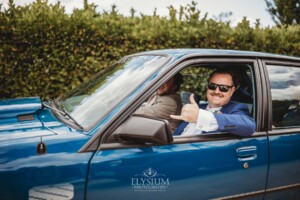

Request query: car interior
[
  {"left": 178, "top": 64, "right": 254, "bottom": 116},
  {"left": 106, "top": 63, "right": 255, "bottom": 145}
]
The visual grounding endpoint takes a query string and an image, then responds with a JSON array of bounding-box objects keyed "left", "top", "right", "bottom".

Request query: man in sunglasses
[{"left": 171, "top": 69, "right": 255, "bottom": 136}]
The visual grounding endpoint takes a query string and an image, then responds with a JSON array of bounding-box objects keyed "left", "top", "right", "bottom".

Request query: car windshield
[{"left": 58, "top": 55, "right": 168, "bottom": 130}]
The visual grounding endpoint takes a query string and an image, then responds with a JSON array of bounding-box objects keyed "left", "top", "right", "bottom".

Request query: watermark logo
[{"left": 131, "top": 168, "right": 170, "bottom": 192}]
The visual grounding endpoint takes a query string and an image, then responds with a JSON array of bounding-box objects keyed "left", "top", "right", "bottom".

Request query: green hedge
[{"left": 0, "top": 0, "right": 299, "bottom": 99}]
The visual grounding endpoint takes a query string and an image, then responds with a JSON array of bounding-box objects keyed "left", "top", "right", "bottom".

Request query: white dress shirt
[{"left": 181, "top": 106, "right": 221, "bottom": 136}]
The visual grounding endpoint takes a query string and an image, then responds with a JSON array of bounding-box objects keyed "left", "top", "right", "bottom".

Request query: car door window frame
[
  {"left": 93, "top": 57, "right": 264, "bottom": 151},
  {"left": 262, "top": 59, "right": 300, "bottom": 132},
  {"left": 100, "top": 58, "right": 265, "bottom": 149}
]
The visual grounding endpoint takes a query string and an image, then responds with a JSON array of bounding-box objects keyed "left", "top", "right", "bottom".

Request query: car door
[
  {"left": 86, "top": 58, "right": 269, "bottom": 200},
  {"left": 263, "top": 60, "right": 300, "bottom": 199},
  {"left": 87, "top": 137, "right": 268, "bottom": 200}
]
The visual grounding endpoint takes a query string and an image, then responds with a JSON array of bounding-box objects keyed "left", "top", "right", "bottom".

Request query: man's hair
[
  {"left": 209, "top": 68, "right": 238, "bottom": 87},
  {"left": 174, "top": 72, "right": 184, "bottom": 91}
]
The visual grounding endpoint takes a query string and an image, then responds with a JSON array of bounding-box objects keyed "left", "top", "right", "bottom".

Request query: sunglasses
[{"left": 207, "top": 82, "right": 234, "bottom": 93}]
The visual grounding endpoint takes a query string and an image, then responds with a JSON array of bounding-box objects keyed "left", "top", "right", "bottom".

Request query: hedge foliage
[{"left": 0, "top": 0, "right": 299, "bottom": 99}]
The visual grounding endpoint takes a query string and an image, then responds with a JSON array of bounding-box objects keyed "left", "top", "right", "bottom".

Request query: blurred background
[{"left": 0, "top": 0, "right": 299, "bottom": 99}]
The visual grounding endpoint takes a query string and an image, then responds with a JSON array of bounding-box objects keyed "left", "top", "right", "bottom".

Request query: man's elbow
[{"left": 235, "top": 121, "right": 256, "bottom": 137}]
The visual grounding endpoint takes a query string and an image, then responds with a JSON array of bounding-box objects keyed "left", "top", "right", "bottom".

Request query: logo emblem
[
  {"left": 131, "top": 168, "right": 170, "bottom": 192},
  {"left": 143, "top": 168, "right": 157, "bottom": 177}
]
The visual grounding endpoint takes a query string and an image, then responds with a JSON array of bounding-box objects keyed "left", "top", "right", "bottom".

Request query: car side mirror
[{"left": 112, "top": 115, "right": 173, "bottom": 145}]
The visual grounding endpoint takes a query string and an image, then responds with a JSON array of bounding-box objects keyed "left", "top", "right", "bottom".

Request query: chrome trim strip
[
  {"left": 266, "top": 183, "right": 300, "bottom": 193},
  {"left": 212, "top": 183, "right": 300, "bottom": 200},
  {"left": 212, "top": 190, "right": 265, "bottom": 200}
]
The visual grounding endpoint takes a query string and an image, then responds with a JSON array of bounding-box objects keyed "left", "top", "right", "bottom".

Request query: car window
[
  {"left": 59, "top": 55, "right": 168, "bottom": 130},
  {"left": 180, "top": 64, "right": 254, "bottom": 112},
  {"left": 266, "top": 65, "right": 300, "bottom": 128},
  {"left": 106, "top": 62, "right": 257, "bottom": 145},
  {"left": 136, "top": 63, "right": 255, "bottom": 136}
]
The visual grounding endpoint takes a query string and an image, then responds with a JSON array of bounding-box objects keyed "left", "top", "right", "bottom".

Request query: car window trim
[
  {"left": 80, "top": 57, "right": 262, "bottom": 152},
  {"left": 99, "top": 131, "right": 268, "bottom": 150},
  {"left": 268, "top": 127, "right": 300, "bottom": 136},
  {"left": 78, "top": 53, "right": 172, "bottom": 152},
  {"left": 261, "top": 59, "right": 300, "bottom": 131},
  {"left": 99, "top": 58, "right": 260, "bottom": 151}
]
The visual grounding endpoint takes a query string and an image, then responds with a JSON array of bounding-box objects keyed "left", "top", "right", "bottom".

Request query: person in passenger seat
[
  {"left": 171, "top": 69, "right": 255, "bottom": 136},
  {"left": 231, "top": 68, "right": 253, "bottom": 104},
  {"left": 135, "top": 73, "right": 183, "bottom": 132}
]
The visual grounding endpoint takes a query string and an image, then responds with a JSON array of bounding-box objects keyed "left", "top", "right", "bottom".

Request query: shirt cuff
[{"left": 195, "top": 109, "right": 219, "bottom": 132}]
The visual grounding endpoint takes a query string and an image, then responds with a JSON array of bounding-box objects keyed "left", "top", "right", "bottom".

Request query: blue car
[{"left": 1, "top": 49, "right": 300, "bottom": 200}]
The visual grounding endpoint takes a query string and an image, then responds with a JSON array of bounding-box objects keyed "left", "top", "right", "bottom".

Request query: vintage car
[{"left": 0, "top": 49, "right": 299, "bottom": 200}]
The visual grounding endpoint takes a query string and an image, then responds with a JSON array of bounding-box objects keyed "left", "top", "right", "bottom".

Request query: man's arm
[
  {"left": 171, "top": 95, "right": 255, "bottom": 136},
  {"left": 214, "top": 103, "right": 255, "bottom": 136}
]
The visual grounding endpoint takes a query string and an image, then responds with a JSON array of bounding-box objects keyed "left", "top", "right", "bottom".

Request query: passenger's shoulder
[
  {"left": 161, "top": 94, "right": 181, "bottom": 104},
  {"left": 162, "top": 94, "right": 180, "bottom": 100}
]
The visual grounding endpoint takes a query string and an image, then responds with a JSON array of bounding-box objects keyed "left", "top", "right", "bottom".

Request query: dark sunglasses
[{"left": 207, "top": 82, "right": 234, "bottom": 93}]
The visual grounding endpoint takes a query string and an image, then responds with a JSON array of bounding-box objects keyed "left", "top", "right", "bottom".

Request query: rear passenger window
[{"left": 266, "top": 65, "right": 300, "bottom": 128}]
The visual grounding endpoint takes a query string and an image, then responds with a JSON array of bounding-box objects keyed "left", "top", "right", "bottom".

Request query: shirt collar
[{"left": 206, "top": 106, "right": 222, "bottom": 113}]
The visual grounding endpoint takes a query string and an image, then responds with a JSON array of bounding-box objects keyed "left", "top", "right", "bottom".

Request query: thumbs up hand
[{"left": 170, "top": 94, "right": 199, "bottom": 123}]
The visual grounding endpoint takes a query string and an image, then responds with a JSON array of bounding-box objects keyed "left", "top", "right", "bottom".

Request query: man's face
[
  {"left": 206, "top": 73, "right": 235, "bottom": 108},
  {"left": 157, "top": 77, "right": 176, "bottom": 96}
]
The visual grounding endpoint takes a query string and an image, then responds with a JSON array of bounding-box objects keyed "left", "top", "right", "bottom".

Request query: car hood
[
  {"left": 0, "top": 97, "right": 72, "bottom": 142},
  {"left": 0, "top": 96, "right": 42, "bottom": 118}
]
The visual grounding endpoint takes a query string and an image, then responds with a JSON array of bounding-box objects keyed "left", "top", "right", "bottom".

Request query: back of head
[{"left": 174, "top": 73, "right": 184, "bottom": 92}]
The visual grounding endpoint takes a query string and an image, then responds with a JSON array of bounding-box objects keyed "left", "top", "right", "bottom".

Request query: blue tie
[{"left": 173, "top": 121, "right": 189, "bottom": 135}]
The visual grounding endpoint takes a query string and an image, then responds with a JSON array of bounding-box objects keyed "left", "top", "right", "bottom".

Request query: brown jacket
[{"left": 135, "top": 93, "right": 182, "bottom": 132}]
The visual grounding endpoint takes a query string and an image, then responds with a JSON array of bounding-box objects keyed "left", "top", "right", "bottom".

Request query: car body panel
[
  {"left": 0, "top": 99, "right": 92, "bottom": 199},
  {"left": 265, "top": 130, "right": 300, "bottom": 199},
  {"left": 87, "top": 136, "right": 268, "bottom": 200},
  {"left": 0, "top": 130, "right": 92, "bottom": 199},
  {"left": 0, "top": 49, "right": 299, "bottom": 199},
  {"left": 0, "top": 97, "right": 43, "bottom": 132},
  {"left": 0, "top": 97, "right": 42, "bottom": 119}
]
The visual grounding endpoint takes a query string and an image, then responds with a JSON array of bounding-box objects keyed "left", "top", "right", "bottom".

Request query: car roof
[{"left": 134, "top": 48, "right": 300, "bottom": 62}]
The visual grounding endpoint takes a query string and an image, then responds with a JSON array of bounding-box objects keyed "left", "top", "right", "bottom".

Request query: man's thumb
[{"left": 189, "top": 94, "right": 197, "bottom": 104}]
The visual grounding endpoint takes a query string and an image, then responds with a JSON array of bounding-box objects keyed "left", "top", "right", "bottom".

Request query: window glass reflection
[
  {"left": 267, "top": 65, "right": 300, "bottom": 127},
  {"left": 60, "top": 55, "right": 168, "bottom": 129}
]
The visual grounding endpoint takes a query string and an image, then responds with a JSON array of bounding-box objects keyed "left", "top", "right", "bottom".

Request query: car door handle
[{"left": 236, "top": 146, "right": 257, "bottom": 161}]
